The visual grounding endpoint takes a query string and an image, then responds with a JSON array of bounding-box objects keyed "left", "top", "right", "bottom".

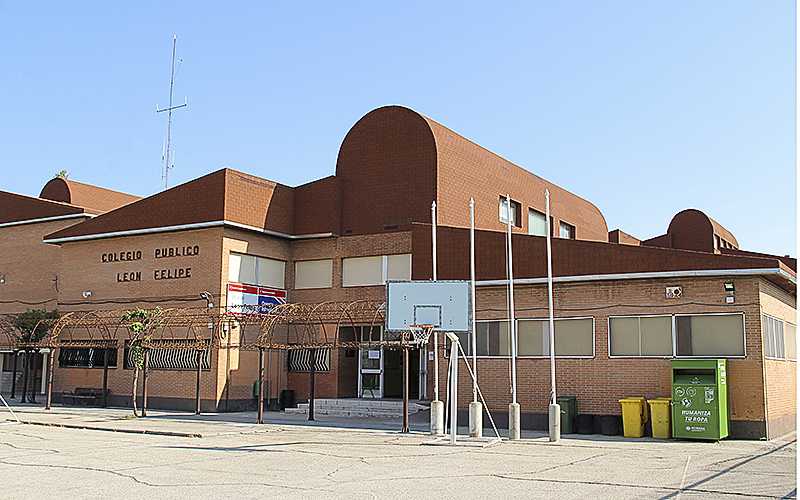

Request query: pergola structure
[
  {"left": 0, "top": 313, "right": 57, "bottom": 404},
  {"left": 3, "top": 300, "right": 406, "bottom": 424}
]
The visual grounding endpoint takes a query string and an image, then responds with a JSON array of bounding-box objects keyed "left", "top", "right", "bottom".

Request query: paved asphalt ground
[{"left": 0, "top": 405, "right": 796, "bottom": 499}]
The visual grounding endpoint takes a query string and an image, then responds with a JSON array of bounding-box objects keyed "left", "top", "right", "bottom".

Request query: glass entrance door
[{"left": 357, "top": 326, "right": 383, "bottom": 398}]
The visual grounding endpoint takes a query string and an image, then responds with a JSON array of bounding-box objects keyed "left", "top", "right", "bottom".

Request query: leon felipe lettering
[
  {"left": 154, "top": 267, "right": 192, "bottom": 280},
  {"left": 117, "top": 271, "right": 142, "bottom": 282}
]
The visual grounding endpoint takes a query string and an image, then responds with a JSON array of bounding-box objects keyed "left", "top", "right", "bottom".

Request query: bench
[{"left": 61, "top": 387, "right": 110, "bottom": 407}]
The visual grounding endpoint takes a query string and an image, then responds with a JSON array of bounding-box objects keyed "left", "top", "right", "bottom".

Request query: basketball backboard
[{"left": 385, "top": 280, "right": 471, "bottom": 333}]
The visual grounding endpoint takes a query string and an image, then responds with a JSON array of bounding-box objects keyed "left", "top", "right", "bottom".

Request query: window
[
  {"left": 714, "top": 235, "right": 720, "bottom": 250},
  {"left": 763, "top": 314, "right": 787, "bottom": 359},
  {"left": 517, "top": 318, "right": 594, "bottom": 357},
  {"left": 294, "top": 259, "right": 333, "bottom": 289},
  {"left": 470, "top": 321, "right": 511, "bottom": 356},
  {"left": 342, "top": 256, "right": 383, "bottom": 287},
  {"left": 499, "top": 197, "right": 521, "bottom": 227},
  {"left": 528, "top": 209, "right": 547, "bottom": 237},
  {"left": 609, "top": 316, "right": 672, "bottom": 356},
  {"left": 676, "top": 314, "right": 745, "bottom": 357},
  {"left": 786, "top": 323, "right": 797, "bottom": 360},
  {"left": 123, "top": 340, "right": 210, "bottom": 370},
  {"left": 478, "top": 321, "right": 511, "bottom": 356},
  {"left": 342, "top": 254, "right": 411, "bottom": 287},
  {"left": 386, "top": 254, "right": 412, "bottom": 281},
  {"left": 229, "top": 253, "right": 285, "bottom": 288},
  {"left": 608, "top": 313, "right": 746, "bottom": 358},
  {"left": 559, "top": 221, "right": 576, "bottom": 239},
  {"left": 58, "top": 348, "right": 117, "bottom": 368}
]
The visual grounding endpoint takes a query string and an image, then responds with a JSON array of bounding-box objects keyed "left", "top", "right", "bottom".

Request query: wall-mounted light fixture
[
  {"left": 82, "top": 290, "right": 93, "bottom": 298},
  {"left": 0, "top": 274, "right": 6, "bottom": 284},
  {"left": 200, "top": 291, "right": 214, "bottom": 309},
  {"left": 724, "top": 281, "right": 735, "bottom": 303}
]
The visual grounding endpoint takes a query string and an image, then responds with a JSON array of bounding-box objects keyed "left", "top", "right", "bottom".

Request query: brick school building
[{"left": 0, "top": 106, "right": 794, "bottom": 439}]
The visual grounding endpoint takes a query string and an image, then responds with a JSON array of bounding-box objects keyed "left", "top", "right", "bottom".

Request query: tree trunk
[{"left": 132, "top": 367, "right": 139, "bottom": 417}]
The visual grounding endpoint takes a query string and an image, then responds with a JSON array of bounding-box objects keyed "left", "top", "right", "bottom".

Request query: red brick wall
[
  {"left": 53, "top": 348, "right": 219, "bottom": 408},
  {"left": 666, "top": 209, "right": 715, "bottom": 253},
  {"left": 0, "top": 219, "right": 81, "bottom": 314},
  {"left": 335, "top": 105, "right": 608, "bottom": 241},
  {"left": 336, "top": 106, "right": 437, "bottom": 236},
  {"left": 643, "top": 209, "right": 739, "bottom": 254},
  {"left": 224, "top": 170, "right": 295, "bottom": 235},
  {"left": 219, "top": 230, "right": 412, "bottom": 400},
  {"left": 428, "top": 117, "right": 608, "bottom": 241},
  {"left": 608, "top": 229, "right": 641, "bottom": 246},
  {"left": 428, "top": 277, "right": 768, "bottom": 428},
  {"left": 411, "top": 223, "right": 783, "bottom": 282},
  {"left": 53, "top": 228, "right": 225, "bottom": 407},
  {"left": 293, "top": 176, "right": 340, "bottom": 235}
]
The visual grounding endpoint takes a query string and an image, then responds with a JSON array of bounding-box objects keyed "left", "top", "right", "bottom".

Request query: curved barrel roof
[
  {"left": 40, "top": 177, "right": 140, "bottom": 214},
  {"left": 336, "top": 106, "right": 608, "bottom": 240}
]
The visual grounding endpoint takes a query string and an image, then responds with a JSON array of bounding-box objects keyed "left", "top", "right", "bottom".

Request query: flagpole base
[
  {"left": 549, "top": 403, "right": 561, "bottom": 442},
  {"left": 508, "top": 402, "right": 521, "bottom": 440},
  {"left": 469, "top": 401, "right": 483, "bottom": 438},
  {"left": 430, "top": 400, "right": 444, "bottom": 435}
]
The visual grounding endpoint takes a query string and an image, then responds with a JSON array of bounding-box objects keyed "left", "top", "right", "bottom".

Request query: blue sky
[{"left": 0, "top": 1, "right": 795, "bottom": 254}]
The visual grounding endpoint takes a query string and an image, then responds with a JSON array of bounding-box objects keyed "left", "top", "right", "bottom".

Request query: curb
[{"left": 7, "top": 419, "right": 203, "bottom": 438}]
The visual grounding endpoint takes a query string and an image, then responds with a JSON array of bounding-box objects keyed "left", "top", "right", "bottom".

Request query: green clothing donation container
[{"left": 671, "top": 359, "right": 729, "bottom": 440}]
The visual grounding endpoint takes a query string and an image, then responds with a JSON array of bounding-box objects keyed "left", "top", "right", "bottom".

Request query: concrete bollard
[
  {"left": 469, "top": 401, "right": 483, "bottom": 438},
  {"left": 549, "top": 403, "right": 561, "bottom": 442},
  {"left": 430, "top": 399, "right": 445, "bottom": 435},
  {"left": 509, "top": 402, "right": 521, "bottom": 440}
]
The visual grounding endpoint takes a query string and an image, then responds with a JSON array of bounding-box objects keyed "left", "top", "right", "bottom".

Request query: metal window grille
[
  {"left": 288, "top": 348, "right": 330, "bottom": 372},
  {"left": 123, "top": 340, "right": 210, "bottom": 370}
]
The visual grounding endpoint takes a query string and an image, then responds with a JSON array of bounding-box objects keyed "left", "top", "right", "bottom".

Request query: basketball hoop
[{"left": 406, "top": 324, "right": 434, "bottom": 346}]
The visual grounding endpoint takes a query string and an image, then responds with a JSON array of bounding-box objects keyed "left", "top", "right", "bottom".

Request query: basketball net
[{"left": 406, "top": 324, "right": 435, "bottom": 346}]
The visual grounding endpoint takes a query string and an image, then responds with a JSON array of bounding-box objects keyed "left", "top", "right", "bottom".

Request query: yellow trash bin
[
  {"left": 632, "top": 396, "right": 649, "bottom": 424},
  {"left": 647, "top": 398, "right": 672, "bottom": 439},
  {"left": 619, "top": 398, "right": 646, "bottom": 438}
]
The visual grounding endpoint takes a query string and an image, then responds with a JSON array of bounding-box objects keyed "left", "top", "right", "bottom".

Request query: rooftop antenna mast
[{"left": 156, "top": 34, "right": 188, "bottom": 190}]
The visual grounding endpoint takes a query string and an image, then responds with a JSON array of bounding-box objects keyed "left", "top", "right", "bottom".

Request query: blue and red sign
[{"left": 226, "top": 282, "right": 287, "bottom": 314}]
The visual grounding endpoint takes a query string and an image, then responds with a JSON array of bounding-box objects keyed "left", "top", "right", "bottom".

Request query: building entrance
[
  {"left": 357, "top": 345, "right": 423, "bottom": 399},
  {"left": 382, "top": 349, "right": 420, "bottom": 399}
]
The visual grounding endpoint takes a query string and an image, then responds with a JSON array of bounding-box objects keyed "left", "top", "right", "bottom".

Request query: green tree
[
  {"left": 13, "top": 309, "right": 58, "bottom": 344},
  {"left": 121, "top": 307, "right": 163, "bottom": 417}
]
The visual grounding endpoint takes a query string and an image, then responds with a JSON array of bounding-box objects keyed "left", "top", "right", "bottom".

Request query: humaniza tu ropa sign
[{"left": 226, "top": 283, "right": 287, "bottom": 314}]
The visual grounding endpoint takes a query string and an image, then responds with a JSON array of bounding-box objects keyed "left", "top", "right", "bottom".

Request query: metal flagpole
[
  {"left": 432, "top": 201, "right": 439, "bottom": 401},
  {"left": 545, "top": 189, "right": 560, "bottom": 442},
  {"left": 468, "top": 198, "right": 482, "bottom": 437},
  {"left": 506, "top": 194, "right": 520, "bottom": 440},
  {"left": 430, "top": 201, "right": 444, "bottom": 435}
]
